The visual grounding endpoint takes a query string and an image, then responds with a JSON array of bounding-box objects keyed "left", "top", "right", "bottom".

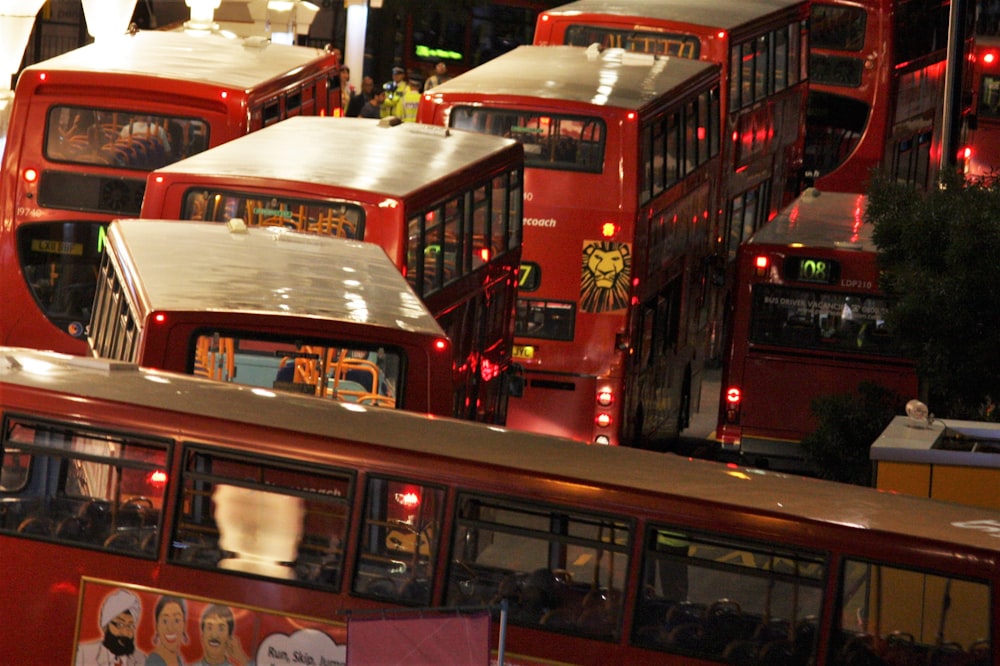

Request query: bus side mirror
[{"left": 507, "top": 363, "right": 525, "bottom": 398}]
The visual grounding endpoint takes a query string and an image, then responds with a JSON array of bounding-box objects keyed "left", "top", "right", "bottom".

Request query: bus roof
[
  {"left": 104, "top": 219, "right": 444, "bottom": 336},
  {"left": 150, "top": 117, "right": 522, "bottom": 199},
  {"left": 746, "top": 189, "right": 875, "bottom": 252},
  {"left": 21, "top": 30, "right": 333, "bottom": 90},
  {"left": 3, "top": 345, "right": 999, "bottom": 557},
  {"left": 539, "top": 0, "right": 808, "bottom": 32},
  {"left": 426, "top": 45, "right": 719, "bottom": 110}
]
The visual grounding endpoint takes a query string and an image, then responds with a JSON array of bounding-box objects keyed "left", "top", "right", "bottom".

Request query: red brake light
[
  {"left": 148, "top": 470, "right": 168, "bottom": 487},
  {"left": 595, "top": 413, "right": 612, "bottom": 428},
  {"left": 596, "top": 389, "right": 614, "bottom": 407},
  {"left": 23, "top": 168, "right": 38, "bottom": 183},
  {"left": 985, "top": 51, "right": 997, "bottom": 65},
  {"left": 153, "top": 312, "right": 167, "bottom": 324},
  {"left": 725, "top": 387, "right": 741, "bottom": 425},
  {"left": 433, "top": 338, "right": 449, "bottom": 352},
  {"left": 396, "top": 491, "right": 420, "bottom": 509}
]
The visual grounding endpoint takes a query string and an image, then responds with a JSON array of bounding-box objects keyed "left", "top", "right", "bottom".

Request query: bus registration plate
[{"left": 513, "top": 345, "right": 535, "bottom": 359}]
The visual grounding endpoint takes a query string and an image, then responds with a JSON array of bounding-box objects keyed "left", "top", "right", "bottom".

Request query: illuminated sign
[
  {"left": 784, "top": 256, "right": 840, "bottom": 285},
  {"left": 519, "top": 262, "right": 541, "bottom": 291},
  {"left": 414, "top": 45, "right": 462, "bottom": 61}
]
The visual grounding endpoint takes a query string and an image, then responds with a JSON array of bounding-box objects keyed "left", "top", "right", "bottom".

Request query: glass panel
[
  {"left": 833, "top": 559, "right": 991, "bottom": 665},
  {"left": 633, "top": 526, "right": 824, "bottom": 661},
  {"left": 172, "top": 449, "right": 352, "bottom": 590},
  {"left": 515, "top": 298, "right": 575, "bottom": 341},
  {"left": 182, "top": 189, "right": 365, "bottom": 239},
  {"left": 46, "top": 105, "right": 209, "bottom": 170},
  {"left": 352, "top": 477, "right": 445, "bottom": 605},
  {"left": 0, "top": 418, "right": 168, "bottom": 556},
  {"left": 749, "top": 285, "right": 903, "bottom": 356},
  {"left": 17, "top": 221, "right": 107, "bottom": 340},
  {"left": 564, "top": 25, "right": 700, "bottom": 59},
  {"left": 447, "top": 495, "right": 630, "bottom": 640},
  {"left": 810, "top": 5, "right": 867, "bottom": 51},
  {"left": 508, "top": 168, "right": 523, "bottom": 252},
  {"left": 774, "top": 24, "right": 789, "bottom": 92},
  {"left": 450, "top": 107, "right": 605, "bottom": 173},
  {"left": 193, "top": 334, "right": 401, "bottom": 408}
]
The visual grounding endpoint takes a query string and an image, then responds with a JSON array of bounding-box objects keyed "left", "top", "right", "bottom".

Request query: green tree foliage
[
  {"left": 800, "top": 382, "right": 905, "bottom": 485},
  {"left": 866, "top": 170, "right": 1000, "bottom": 419}
]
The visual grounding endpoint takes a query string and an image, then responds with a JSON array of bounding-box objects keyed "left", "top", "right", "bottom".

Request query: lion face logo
[{"left": 580, "top": 241, "right": 631, "bottom": 313}]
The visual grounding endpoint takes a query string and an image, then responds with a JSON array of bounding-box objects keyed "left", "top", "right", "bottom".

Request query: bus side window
[
  {"left": 445, "top": 495, "right": 630, "bottom": 640},
  {"left": 352, "top": 476, "right": 444, "bottom": 606},
  {"left": 836, "top": 560, "right": 990, "bottom": 665},
  {"left": 631, "top": 526, "right": 824, "bottom": 661},
  {"left": 171, "top": 449, "right": 352, "bottom": 589},
  {"left": 0, "top": 417, "right": 168, "bottom": 555}
]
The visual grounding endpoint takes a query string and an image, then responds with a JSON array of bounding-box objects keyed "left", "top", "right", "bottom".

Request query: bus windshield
[
  {"left": 563, "top": 25, "right": 701, "bottom": 58},
  {"left": 18, "top": 221, "right": 105, "bottom": 334},
  {"left": 193, "top": 333, "right": 401, "bottom": 408},
  {"left": 450, "top": 108, "right": 605, "bottom": 173},
  {"left": 45, "top": 105, "right": 209, "bottom": 171},
  {"left": 749, "top": 285, "right": 903, "bottom": 356},
  {"left": 182, "top": 188, "right": 365, "bottom": 238}
]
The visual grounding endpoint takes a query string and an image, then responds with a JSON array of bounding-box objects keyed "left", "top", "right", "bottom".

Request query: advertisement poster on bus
[{"left": 74, "top": 578, "right": 346, "bottom": 666}]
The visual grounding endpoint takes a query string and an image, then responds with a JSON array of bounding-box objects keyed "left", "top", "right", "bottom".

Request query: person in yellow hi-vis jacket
[
  {"left": 381, "top": 66, "right": 409, "bottom": 121},
  {"left": 400, "top": 73, "right": 422, "bottom": 123}
]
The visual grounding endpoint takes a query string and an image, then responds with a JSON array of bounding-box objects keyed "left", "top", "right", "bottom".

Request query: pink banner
[{"left": 347, "top": 612, "right": 490, "bottom": 666}]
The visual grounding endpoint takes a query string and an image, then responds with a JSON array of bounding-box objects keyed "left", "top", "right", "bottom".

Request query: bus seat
[
  {"left": 17, "top": 515, "right": 54, "bottom": 536},
  {"left": 104, "top": 530, "right": 142, "bottom": 554},
  {"left": 357, "top": 394, "right": 396, "bottom": 408},
  {"left": 55, "top": 515, "right": 89, "bottom": 542},
  {"left": 364, "top": 576, "right": 398, "bottom": 599},
  {"left": 666, "top": 621, "right": 706, "bottom": 650},
  {"left": 312, "top": 211, "right": 357, "bottom": 237},
  {"left": 327, "top": 379, "right": 366, "bottom": 401}
]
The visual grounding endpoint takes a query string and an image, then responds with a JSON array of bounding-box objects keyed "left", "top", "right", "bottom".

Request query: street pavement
[{"left": 674, "top": 364, "right": 723, "bottom": 459}]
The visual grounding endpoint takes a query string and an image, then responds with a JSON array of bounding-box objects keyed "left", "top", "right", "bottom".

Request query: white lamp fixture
[
  {"left": 185, "top": 0, "right": 222, "bottom": 33},
  {"left": 266, "top": 0, "right": 318, "bottom": 45},
  {"left": 81, "top": 0, "right": 139, "bottom": 41}
]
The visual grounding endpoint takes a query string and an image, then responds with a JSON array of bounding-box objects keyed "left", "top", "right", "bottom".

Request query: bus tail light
[
  {"left": 433, "top": 338, "right": 449, "bottom": 353},
  {"left": 725, "top": 386, "right": 742, "bottom": 424},
  {"left": 147, "top": 469, "right": 168, "bottom": 487},
  {"left": 23, "top": 167, "right": 38, "bottom": 184},
  {"left": 753, "top": 254, "right": 769, "bottom": 277},
  {"left": 395, "top": 490, "right": 420, "bottom": 509},
  {"left": 595, "top": 412, "right": 612, "bottom": 428},
  {"left": 596, "top": 388, "right": 613, "bottom": 407}
]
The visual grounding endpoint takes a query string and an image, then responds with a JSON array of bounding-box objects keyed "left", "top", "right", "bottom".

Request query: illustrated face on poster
[
  {"left": 74, "top": 580, "right": 346, "bottom": 666},
  {"left": 580, "top": 240, "right": 631, "bottom": 313}
]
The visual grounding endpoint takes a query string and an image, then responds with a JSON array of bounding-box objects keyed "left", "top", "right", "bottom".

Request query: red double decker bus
[
  {"left": 804, "top": 0, "right": 975, "bottom": 192},
  {"left": 0, "top": 29, "right": 339, "bottom": 356},
  {"left": 717, "top": 189, "right": 918, "bottom": 470},
  {"left": 1, "top": 345, "right": 998, "bottom": 664},
  {"left": 88, "top": 219, "right": 453, "bottom": 416},
  {"left": 533, "top": 0, "right": 811, "bottom": 359},
  {"left": 969, "top": 34, "right": 1000, "bottom": 178},
  {"left": 139, "top": 117, "right": 523, "bottom": 424},
  {"left": 420, "top": 45, "right": 722, "bottom": 448}
]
